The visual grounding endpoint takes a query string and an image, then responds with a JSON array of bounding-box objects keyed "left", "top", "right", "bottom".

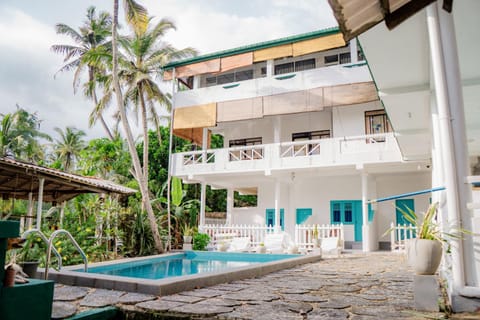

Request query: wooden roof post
[{"left": 36, "top": 178, "right": 45, "bottom": 229}]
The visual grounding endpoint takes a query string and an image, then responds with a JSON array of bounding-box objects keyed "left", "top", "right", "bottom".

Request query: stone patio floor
[{"left": 51, "top": 252, "right": 456, "bottom": 319}]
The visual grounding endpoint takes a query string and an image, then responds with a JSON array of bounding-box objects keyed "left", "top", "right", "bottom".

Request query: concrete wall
[
  {"left": 228, "top": 171, "right": 431, "bottom": 245},
  {"left": 221, "top": 101, "right": 379, "bottom": 146}
]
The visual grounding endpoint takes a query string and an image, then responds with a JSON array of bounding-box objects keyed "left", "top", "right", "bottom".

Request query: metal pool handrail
[
  {"left": 22, "top": 228, "right": 62, "bottom": 270},
  {"left": 45, "top": 229, "right": 88, "bottom": 280}
]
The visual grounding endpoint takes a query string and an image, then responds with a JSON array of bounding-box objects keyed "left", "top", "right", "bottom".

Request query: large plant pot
[
  {"left": 183, "top": 236, "right": 192, "bottom": 244},
  {"left": 20, "top": 261, "right": 40, "bottom": 278},
  {"left": 408, "top": 239, "right": 442, "bottom": 275}
]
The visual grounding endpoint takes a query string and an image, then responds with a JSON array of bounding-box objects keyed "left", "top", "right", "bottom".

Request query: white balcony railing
[{"left": 172, "top": 132, "right": 402, "bottom": 177}]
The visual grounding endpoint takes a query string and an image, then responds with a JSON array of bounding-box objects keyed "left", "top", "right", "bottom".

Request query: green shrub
[{"left": 193, "top": 233, "right": 210, "bottom": 251}]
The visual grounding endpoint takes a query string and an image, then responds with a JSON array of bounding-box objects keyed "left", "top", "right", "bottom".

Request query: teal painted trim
[
  {"left": 296, "top": 208, "right": 312, "bottom": 224},
  {"left": 163, "top": 27, "right": 341, "bottom": 69},
  {"left": 342, "top": 61, "right": 367, "bottom": 68},
  {"left": 67, "top": 306, "right": 118, "bottom": 320},
  {"left": 222, "top": 83, "right": 240, "bottom": 89},
  {"left": 368, "top": 203, "right": 374, "bottom": 222},
  {"left": 275, "top": 74, "right": 296, "bottom": 80}
]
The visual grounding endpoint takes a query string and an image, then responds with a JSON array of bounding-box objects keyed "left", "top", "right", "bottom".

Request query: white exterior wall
[
  {"left": 332, "top": 101, "right": 383, "bottom": 137},
  {"left": 227, "top": 172, "right": 431, "bottom": 245}
]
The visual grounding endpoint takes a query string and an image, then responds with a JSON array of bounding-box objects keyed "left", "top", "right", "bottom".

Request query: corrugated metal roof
[
  {"left": 0, "top": 157, "right": 137, "bottom": 202},
  {"left": 163, "top": 27, "right": 340, "bottom": 69}
]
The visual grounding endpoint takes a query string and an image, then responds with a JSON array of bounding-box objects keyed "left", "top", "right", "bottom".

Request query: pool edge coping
[{"left": 42, "top": 251, "right": 322, "bottom": 296}]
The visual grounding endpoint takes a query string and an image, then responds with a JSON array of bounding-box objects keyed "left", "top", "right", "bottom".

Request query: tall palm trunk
[
  {"left": 88, "top": 67, "right": 114, "bottom": 140},
  {"left": 112, "top": 0, "right": 163, "bottom": 253},
  {"left": 138, "top": 83, "right": 149, "bottom": 181}
]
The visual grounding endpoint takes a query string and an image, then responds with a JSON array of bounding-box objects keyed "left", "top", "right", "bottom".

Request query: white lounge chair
[
  {"left": 321, "top": 237, "right": 342, "bottom": 256},
  {"left": 263, "top": 233, "right": 289, "bottom": 254},
  {"left": 226, "top": 237, "right": 251, "bottom": 252}
]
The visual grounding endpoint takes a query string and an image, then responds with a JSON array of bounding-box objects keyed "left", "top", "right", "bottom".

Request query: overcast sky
[{"left": 0, "top": 1, "right": 337, "bottom": 140}]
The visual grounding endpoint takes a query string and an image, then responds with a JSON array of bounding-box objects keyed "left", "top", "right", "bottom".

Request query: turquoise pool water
[{"left": 80, "top": 251, "right": 296, "bottom": 280}]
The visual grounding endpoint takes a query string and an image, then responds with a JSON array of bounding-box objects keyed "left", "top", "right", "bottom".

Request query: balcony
[
  {"left": 174, "top": 63, "right": 370, "bottom": 108},
  {"left": 172, "top": 133, "right": 402, "bottom": 177}
]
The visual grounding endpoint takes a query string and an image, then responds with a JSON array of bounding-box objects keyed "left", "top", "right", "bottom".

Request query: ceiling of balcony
[{"left": 353, "top": 0, "right": 480, "bottom": 160}]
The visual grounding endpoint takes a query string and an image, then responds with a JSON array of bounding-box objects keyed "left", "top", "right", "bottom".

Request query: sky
[{"left": 0, "top": 0, "right": 337, "bottom": 140}]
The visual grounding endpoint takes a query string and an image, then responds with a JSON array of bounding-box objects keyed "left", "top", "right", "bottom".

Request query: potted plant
[
  {"left": 394, "top": 202, "right": 465, "bottom": 275},
  {"left": 182, "top": 224, "right": 196, "bottom": 244},
  {"left": 16, "top": 236, "right": 44, "bottom": 278},
  {"left": 256, "top": 242, "right": 266, "bottom": 253},
  {"left": 193, "top": 233, "right": 210, "bottom": 251},
  {"left": 217, "top": 240, "right": 228, "bottom": 252}
]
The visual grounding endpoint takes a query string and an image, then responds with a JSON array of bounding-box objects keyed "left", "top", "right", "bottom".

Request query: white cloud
[{"left": 0, "top": 0, "right": 337, "bottom": 141}]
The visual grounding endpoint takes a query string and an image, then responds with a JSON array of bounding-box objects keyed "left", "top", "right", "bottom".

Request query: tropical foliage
[{"left": 1, "top": 2, "right": 239, "bottom": 266}]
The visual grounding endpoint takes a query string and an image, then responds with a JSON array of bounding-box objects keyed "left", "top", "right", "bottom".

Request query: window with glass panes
[{"left": 365, "top": 110, "right": 393, "bottom": 142}]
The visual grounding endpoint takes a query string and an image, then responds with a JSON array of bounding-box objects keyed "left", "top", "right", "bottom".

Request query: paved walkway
[{"left": 52, "top": 252, "right": 446, "bottom": 319}]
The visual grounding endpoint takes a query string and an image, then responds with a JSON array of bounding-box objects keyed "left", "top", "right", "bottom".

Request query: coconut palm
[
  {"left": 111, "top": 0, "right": 166, "bottom": 253},
  {"left": 52, "top": 6, "right": 114, "bottom": 140},
  {"left": 0, "top": 107, "right": 51, "bottom": 162},
  {"left": 53, "top": 127, "right": 86, "bottom": 172},
  {"left": 120, "top": 18, "right": 196, "bottom": 184}
]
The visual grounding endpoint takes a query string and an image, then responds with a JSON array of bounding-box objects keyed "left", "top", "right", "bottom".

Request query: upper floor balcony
[
  {"left": 174, "top": 62, "right": 370, "bottom": 108},
  {"left": 172, "top": 132, "right": 402, "bottom": 178}
]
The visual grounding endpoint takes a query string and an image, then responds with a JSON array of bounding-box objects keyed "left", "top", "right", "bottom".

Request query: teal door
[
  {"left": 395, "top": 199, "right": 415, "bottom": 240},
  {"left": 353, "top": 202, "right": 363, "bottom": 242},
  {"left": 266, "top": 208, "right": 284, "bottom": 230},
  {"left": 330, "top": 200, "right": 363, "bottom": 241},
  {"left": 296, "top": 208, "right": 312, "bottom": 224}
]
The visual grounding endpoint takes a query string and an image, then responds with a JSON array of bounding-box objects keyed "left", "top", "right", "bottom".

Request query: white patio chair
[
  {"left": 226, "top": 237, "right": 251, "bottom": 252},
  {"left": 321, "top": 237, "right": 341, "bottom": 256},
  {"left": 264, "top": 233, "right": 289, "bottom": 254}
]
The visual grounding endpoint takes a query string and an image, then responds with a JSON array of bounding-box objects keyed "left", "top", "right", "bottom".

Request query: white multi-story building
[{"left": 164, "top": 28, "right": 431, "bottom": 251}]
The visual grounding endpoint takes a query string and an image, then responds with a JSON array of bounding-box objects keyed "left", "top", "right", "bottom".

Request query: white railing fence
[
  {"left": 390, "top": 222, "right": 417, "bottom": 252},
  {"left": 199, "top": 224, "right": 274, "bottom": 247},
  {"left": 228, "top": 146, "right": 264, "bottom": 161},
  {"left": 183, "top": 151, "right": 215, "bottom": 165},
  {"left": 295, "top": 224, "right": 345, "bottom": 251}
]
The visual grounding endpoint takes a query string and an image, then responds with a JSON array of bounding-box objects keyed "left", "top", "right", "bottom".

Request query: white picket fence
[
  {"left": 199, "top": 224, "right": 275, "bottom": 247},
  {"left": 199, "top": 223, "right": 344, "bottom": 250},
  {"left": 294, "top": 224, "right": 345, "bottom": 251},
  {"left": 390, "top": 222, "right": 417, "bottom": 252}
]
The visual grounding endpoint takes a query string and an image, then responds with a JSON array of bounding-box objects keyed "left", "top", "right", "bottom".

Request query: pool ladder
[{"left": 21, "top": 229, "right": 88, "bottom": 280}]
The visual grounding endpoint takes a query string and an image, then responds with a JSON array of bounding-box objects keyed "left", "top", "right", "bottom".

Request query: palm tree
[
  {"left": 120, "top": 18, "right": 196, "bottom": 186},
  {"left": 52, "top": 6, "right": 114, "bottom": 140},
  {"left": 112, "top": 0, "right": 166, "bottom": 253},
  {"left": 53, "top": 127, "right": 86, "bottom": 172},
  {"left": 0, "top": 107, "right": 51, "bottom": 162}
]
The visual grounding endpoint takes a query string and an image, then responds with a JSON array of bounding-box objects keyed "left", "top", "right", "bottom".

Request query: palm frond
[
  {"left": 54, "top": 23, "right": 84, "bottom": 43},
  {"left": 123, "top": 0, "right": 148, "bottom": 35}
]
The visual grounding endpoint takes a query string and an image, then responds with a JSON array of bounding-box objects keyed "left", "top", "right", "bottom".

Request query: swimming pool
[
  {"left": 81, "top": 251, "right": 294, "bottom": 280},
  {"left": 46, "top": 251, "right": 322, "bottom": 296}
]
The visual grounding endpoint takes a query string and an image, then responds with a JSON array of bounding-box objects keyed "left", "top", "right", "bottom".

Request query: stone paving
[{"left": 51, "top": 252, "right": 447, "bottom": 319}]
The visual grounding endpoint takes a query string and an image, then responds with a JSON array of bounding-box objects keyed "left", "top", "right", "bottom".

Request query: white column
[
  {"left": 193, "top": 75, "right": 201, "bottom": 89},
  {"left": 226, "top": 188, "right": 234, "bottom": 225},
  {"left": 199, "top": 182, "right": 206, "bottom": 227},
  {"left": 273, "top": 117, "right": 281, "bottom": 143},
  {"left": 35, "top": 178, "right": 44, "bottom": 229},
  {"left": 266, "top": 59, "right": 274, "bottom": 77},
  {"left": 361, "top": 172, "right": 370, "bottom": 252},
  {"left": 274, "top": 179, "right": 281, "bottom": 233},
  {"left": 426, "top": 3, "right": 466, "bottom": 293},
  {"left": 350, "top": 39, "right": 358, "bottom": 64}
]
